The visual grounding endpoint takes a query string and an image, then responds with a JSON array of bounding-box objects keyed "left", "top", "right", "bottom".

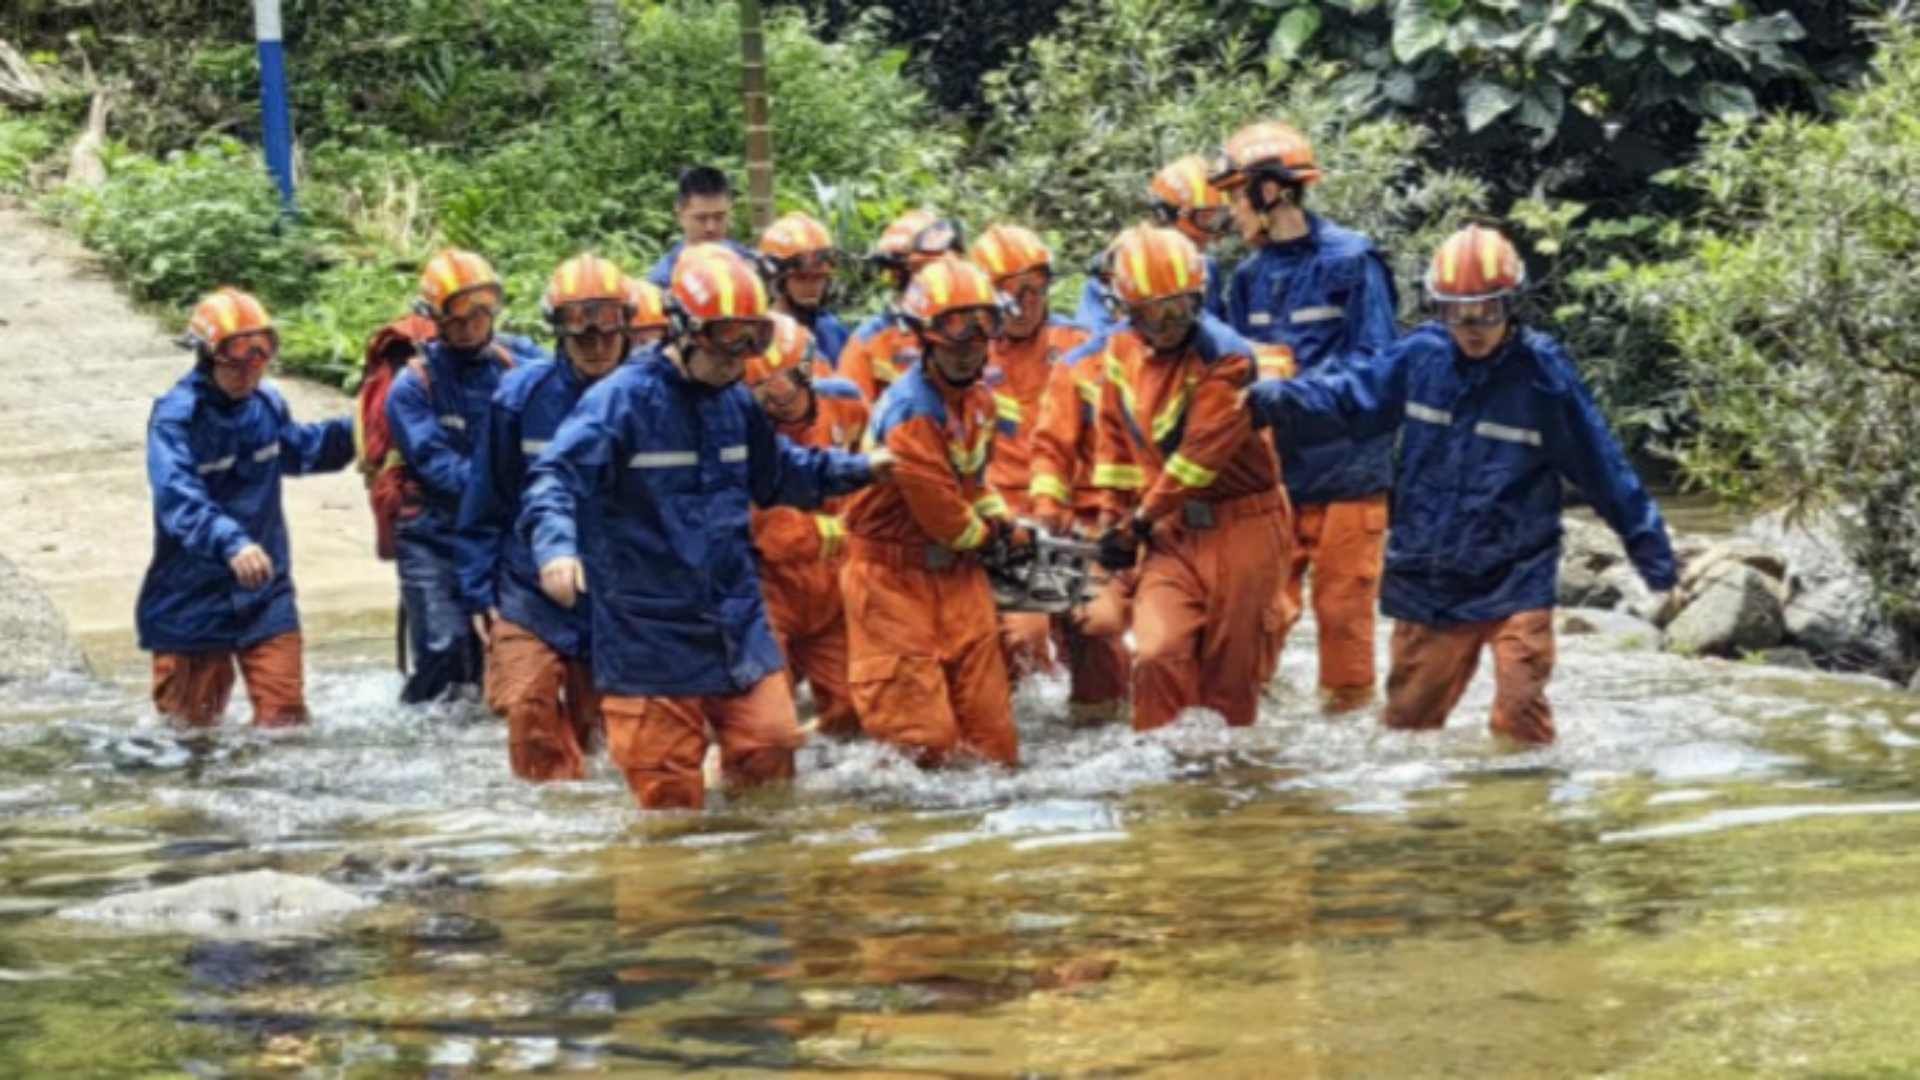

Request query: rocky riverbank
[
  {"left": 0, "top": 551, "right": 87, "bottom": 685},
  {"left": 1559, "top": 510, "right": 1919, "bottom": 691}
]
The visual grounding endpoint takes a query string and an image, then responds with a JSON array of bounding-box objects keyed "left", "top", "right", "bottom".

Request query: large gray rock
[
  {"left": 0, "top": 553, "right": 86, "bottom": 683},
  {"left": 1682, "top": 538, "right": 1789, "bottom": 592},
  {"left": 1664, "top": 562, "right": 1786, "bottom": 658},
  {"left": 1557, "top": 519, "right": 1627, "bottom": 607},
  {"left": 57, "top": 870, "right": 372, "bottom": 935},
  {"left": 1784, "top": 576, "right": 1904, "bottom": 674}
]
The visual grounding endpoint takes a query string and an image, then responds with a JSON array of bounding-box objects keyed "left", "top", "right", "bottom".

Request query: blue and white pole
[{"left": 254, "top": 0, "right": 296, "bottom": 209}]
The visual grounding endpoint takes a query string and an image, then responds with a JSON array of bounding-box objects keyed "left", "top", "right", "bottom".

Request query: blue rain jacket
[
  {"left": 385, "top": 336, "right": 544, "bottom": 550},
  {"left": 518, "top": 349, "right": 875, "bottom": 697},
  {"left": 644, "top": 239, "right": 758, "bottom": 288},
  {"left": 1247, "top": 323, "right": 1677, "bottom": 627},
  {"left": 801, "top": 308, "right": 850, "bottom": 368},
  {"left": 1226, "top": 214, "right": 1399, "bottom": 505},
  {"left": 137, "top": 371, "right": 354, "bottom": 653},
  {"left": 456, "top": 356, "right": 598, "bottom": 658}
]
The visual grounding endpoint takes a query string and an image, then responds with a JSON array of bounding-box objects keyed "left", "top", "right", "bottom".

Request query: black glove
[
  {"left": 983, "top": 518, "right": 1034, "bottom": 572},
  {"left": 1096, "top": 516, "right": 1150, "bottom": 572}
]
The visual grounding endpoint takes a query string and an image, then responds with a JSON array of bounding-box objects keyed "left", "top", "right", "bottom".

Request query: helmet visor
[
  {"left": 554, "top": 299, "right": 629, "bottom": 338},
  {"left": 443, "top": 286, "right": 504, "bottom": 321},
  {"left": 1433, "top": 297, "right": 1512, "bottom": 329},
  {"left": 930, "top": 306, "right": 1004, "bottom": 344},
  {"left": 1186, "top": 206, "right": 1231, "bottom": 237},
  {"left": 215, "top": 330, "right": 278, "bottom": 369},
  {"left": 702, "top": 317, "right": 776, "bottom": 358},
  {"left": 1128, "top": 293, "right": 1201, "bottom": 336}
]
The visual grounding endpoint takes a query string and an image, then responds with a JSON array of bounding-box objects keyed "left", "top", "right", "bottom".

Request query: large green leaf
[
  {"left": 1461, "top": 79, "right": 1521, "bottom": 133},
  {"left": 1518, "top": 81, "right": 1565, "bottom": 135},
  {"left": 1589, "top": 0, "right": 1649, "bottom": 35},
  {"left": 1657, "top": 43, "right": 1698, "bottom": 78},
  {"left": 1695, "top": 81, "right": 1759, "bottom": 121},
  {"left": 1723, "top": 13, "right": 1807, "bottom": 49},
  {"left": 1392, "top": 10, "right": 1450, "bottom": 64},
  {"left": 1606, "top": 25, "right": 1647, "bottom": 61},
  {"left": 1267, "top": 7, "right": 1322, "bottom": 61},
  {"left": 1654, "top": 10, "right": 1711, "bottom": 43}
]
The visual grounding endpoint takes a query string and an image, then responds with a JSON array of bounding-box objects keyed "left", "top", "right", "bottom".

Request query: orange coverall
[
  {"left": 840, "top": 365, "right": 1019, "bottom": 767},
  {"left": 151, "top": 631, "right": 308, "bottom": 728},
  {"left": 753, "top": 380, "right": 869, "bottom": 738},
  {"left": 1092, "top": 327, "right": 1292, "bottom": 731},
  {"left": 838, "top": 316, "right": 922, "bottom": 404},
  {"left": 986, "top": 321, "right": 1090, "bottom": 679},
  {"left": 1027, "top": 335, "right": 1133, "bottom": 724}
]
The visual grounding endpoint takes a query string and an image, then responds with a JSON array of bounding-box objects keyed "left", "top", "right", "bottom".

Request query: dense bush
[
  {"left": 1605, "top": 27, "right": 1920, "bottom": 636},
  {"left": 0, "top": 107, "right": 58, "bottom": 192}
]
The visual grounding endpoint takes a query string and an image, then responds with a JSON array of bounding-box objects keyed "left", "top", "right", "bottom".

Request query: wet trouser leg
[
  {"left": 1132, "top": 498, "right": 1288, "bottom": 731},
  {"left": 1383, "top": 609, "right": 1556, "bottom": 744},
  {"left": 764, "top": 564, "right": 859, "bottom": 739},
  {"left": 1057, "top": 615, "right": 1131, "bottom": 726},
  {"left": 1278, "top": 494, "right": 1387, "bottom": 712},
  {"left": 999, "top": 612, "right": 1056, "bottom": 683},
  {"left": 396, "top": 529, "right": 482, "bottom": 704},
  {"left": 842, "top": 551, "right": 1018, "bottom": 768},
  {"left": 152, "top": 631, "right": 307, "bottom": 728},
  {"left": 485, "top": 617, "right": 597, "bottom": 781},
  {"left": 602, "top": 671, "right": 803, "bottom": 810}
]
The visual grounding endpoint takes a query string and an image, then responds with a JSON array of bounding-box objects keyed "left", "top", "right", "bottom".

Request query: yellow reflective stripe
[
  {"left": 434, "top": 257, "right": 460, "bottom": 298},
  {"left": 1440, "top": 241, "right": 1460, "bottom": 290},
  {"left": 979, "top": 234, "right": 1006, "bottom": 274},
  {"left": 1093, "top": 463, "right": 1145, "bottom": 490},
  {"left": 951, "top": 514, "right": 988, "bottom": 552},
  {"left": 1150, "top": 375, "right": 1197, "bottom": 444},
  {"left": 561, "top": 260, "right": 580, "bottom": 295},
  {"left": 1480, "top": 233, "right": 1502, "bottom": 282},
  {"left": 1165, "top": 452, "right": 1217, "bottom": 489},
  {"left": 1171, "top": 250, "right": 1190, "bottom": 291},
  {"left": 1075, "top": 377, "right": 1099, "bottom": 406},
  {"left": 814, "top": 515, "right": 846, "bottom": 559},
  {"left": 1184, "top": 159, "right": 1206, "bottom": 205},
  {"left": 1127, "top": 246, "right": 1151, "bottom": 297},
  {"left": 926, "top": 261, "right": 952, "bottom": 305},
  {"left": 1030, "top": 472, "right": 1072, "bottom": 504},
  {"left": 994, "top": 393, "right": 1022, "bottom": 425},
  {"left": 973, "top": 491, "right": 1009, "bottom": 518},
  {"left": 1102, "top": 351, "right": 1137, "bottom": 422},
  {"left": 714, "top": 263, "right": 736, "bottom": 316},
  {"left": 947, "top": 425, "right": 992, "bottom": 475}
]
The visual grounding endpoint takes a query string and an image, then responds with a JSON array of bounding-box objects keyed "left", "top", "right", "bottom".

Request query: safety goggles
[
  {"left": 1127, "top": 293, "right": 1201, "bottom": 335},
  {"left": 443, "top": 286, "right": 503, "bottom": 322},
  {"left": 215, "top": 331, "right": 278, "bottom": 369},
  {"left": 929, "top": 306, "right": 1003, "bottom": 344},
  {"left": 1186, "top": 206, "right": 1232, "bottom": 237},
  {"left": 999, "top": 270, "right": 1051, "bottom": 307},
  {"left": 780, "top": 252, "right": 837, "bottom": 277},
  {"left": 700, "top": 317, "right": 776, "bottom": 358},
  {"left": 1434, "top": 297, "right": 1511, "bottom": 329},
  {"left": 553, "top": 299, "right": 628, "bottom": 338}
]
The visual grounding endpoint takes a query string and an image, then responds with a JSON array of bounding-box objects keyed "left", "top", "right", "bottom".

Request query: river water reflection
[{"left": 5, "top": 613, "right": 1920, "bottom": 1076}]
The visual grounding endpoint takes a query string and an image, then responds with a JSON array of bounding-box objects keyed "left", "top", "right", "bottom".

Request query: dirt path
[{"left": 0, "top": 205, "right": 393, "bottom": 672}]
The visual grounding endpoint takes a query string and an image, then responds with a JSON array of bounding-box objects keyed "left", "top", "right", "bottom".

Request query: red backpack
[{"left": 353, "top": 315, "right": 439, "bottom": 561}]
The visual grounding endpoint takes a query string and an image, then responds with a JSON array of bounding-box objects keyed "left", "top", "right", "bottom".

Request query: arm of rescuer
[
  {"left": 1027, "top": 355, "right": 1097, "bottom": 533},
  {"left": 147, "top": 404, "right": 253, "bottom": 563},
  {"left": 883, "top": 412, "right": 1006, "bottom": 552},
  {"left": 750, "top": 399, "right": 868, "bottom": 563},
  {"left": 517, "top": 384, "right": 621, "bottom": 610},
  {"left": 384, "top": 368, "right": 472, "bottom": 501},
  {"left": 1544, "top": 363, "right": 1679, "bottom": 592},
  {"left": 1134, "top": 352, "right": 1263, "bottom": 526},
  {"left": 453, "top": 392, "right": 522, "bottom": 614},
  {"left": 269, "top": 392, "right": 356, "bottom": 476},
  {"left": 1089, "top": 352, "right": 1144, "bottom": 529},
  {"left": 1245, "top": 340, "right": 1411, "bottom": 452}
]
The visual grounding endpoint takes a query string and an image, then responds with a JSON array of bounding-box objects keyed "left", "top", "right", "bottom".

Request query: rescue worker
[
  {"left": 137, "top": 288, "right": 355, "bottom": 727},
  {"left": 457, "top": 255, "right": 632, "bottom": 781},
  {"left": 1073, "top": 156, "right": 1233, "bottom": 336},
  {"left": 644, "top": 165, "right": 756, "bottom": 288},
  {"left": 624, "top": 277, "right": 669, "bottom": 352},
  {"left": 745, "top": 313, "right": 869, "bottom": 737},
  {"left": 841, "top": 255, "right": 1025, "bottom": 767},
  {"left": 968, "top": 224, "right": 1093, "bottom": 681},
  {"left": 839, "top": 209, "right": 965, "bottom": 402},
  {"left": 388, "top": 249, "right": 547, "bottom": 704},
  {"left": 1246, "top": 226, "right": 1676, "bottom": 744},
  {"left": 518, "top": 245, "right": 887, "bottom": 810},
  {"left": 1217, "top": 120, "right": 1399, "bottom": 713},
  {"left": 758, "top": 210, "right": 851, "bottom": 366},
  {"left": 1091, "top": 226, "right": 1292, "bottom": 732}
]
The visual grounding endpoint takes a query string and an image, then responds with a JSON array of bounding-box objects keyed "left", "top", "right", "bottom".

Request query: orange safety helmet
[
  {"left": 624, "top": 277, "right": 669, "bottom": 333},
  {"left": 541, "top": 253, "right": 630, "bottom": 336},
  {"left": 670, "top": 242, "right": 773, "bottom": 329},
  {"left": 1108, "top": 226, "right": 1208, "bottom": 307},
  {"left": 416, "top": 248, "right": 504, "bottom": 319},
  {"left": 184, "top": 286, "right": 275, "bottom": 354},
  {"left": 758, "top": 211, "right": 837, "bottom": 268},
  {"left": 1149, "top": 154, "right": 1232, "bottom": 240},
  {"left": 1210, "top": 120, "right": 1323, "bottom": 197},
  {"left": 968, "top": 223, "right": 1052, "bottom": 283},
  {"left": 898, "top": 255, "right": 1005, "bottom": 344},
  {"left": 1424, "top": 225, "right": 1527, "bottom": 303},
  {"left": 869, "top": 209, "right": 964, "bottom": 279},
  {"left": 745, "top": 312, "right": 819, "bottom": 385}
]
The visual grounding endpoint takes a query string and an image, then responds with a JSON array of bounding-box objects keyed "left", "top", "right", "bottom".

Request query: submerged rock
[
  {"left": 57, "top": 870, "right": 371, "bottom": 934},
  {"left": 1665, "top": 563, "right": 1786, "bottom": 658},
  {"left": 1753, "top": 646, "right": 1819, "bottom": 672},
  {"left": 1783, "top": 576, "right": 1904, "bottom": 675},
  {"left": 0, "top": 552, "right": 87, "bottom": 683}
]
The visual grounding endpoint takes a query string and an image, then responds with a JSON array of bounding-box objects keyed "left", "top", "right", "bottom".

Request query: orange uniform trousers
[
  {"left": 842, "top": 540, "right": 1019, "bottom": 767},
  {"left": 484, "top": 617, "right": 600, "bottom": 782},
  {"left": 1132, "top": 493, "right": 1290, "bottom": 731},
  {"left": 1383, "top": 609, "right": 1557, "bottom": 744},
  {"left": 151, "top": 631, "right": 307, "bottom": 728},
  {"left": 603, "top": 671, "right": 805, "bottom": 810},
  {"left": 1056, "top": 616, "right": 1131, "bottom": 725},
  {"left": 1276, "top": 493, "right": 1389, "bottom": 711},
  {"left": 763, "top": 559, "right": 858, "bottom": 738}
]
